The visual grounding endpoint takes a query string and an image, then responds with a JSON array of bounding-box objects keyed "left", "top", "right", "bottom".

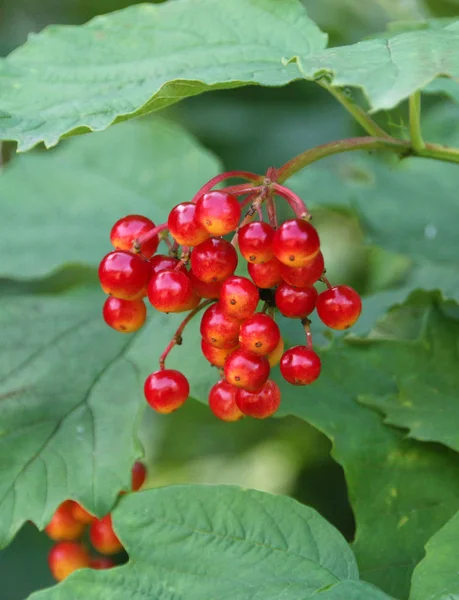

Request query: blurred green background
[{"left": 1, "top": 0, "right": 459, "bottom": 598}]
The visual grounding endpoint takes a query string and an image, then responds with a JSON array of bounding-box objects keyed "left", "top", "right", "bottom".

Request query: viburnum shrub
[
  {"left": 3, "top": 1, "right": 459, "bottom": 599},
  {"left": 99, "top": 177, "right": 362, "bottom": 419}
]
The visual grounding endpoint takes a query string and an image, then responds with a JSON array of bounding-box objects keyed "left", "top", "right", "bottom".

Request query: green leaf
[
  {"left": 357, "top": 296, "right": 459, "bottom": 452},
  {"left": 0, "top": 0, "right": 327, "bottom": 151},
  {"left": 276, "top": 294, "right": 459, "bottom": 597},
  {"left": 409, "top": 509, "right": 459, "bottom": 600},
  {"left": 0, "top": 286, "right": 220, "bottom": 549},
  {"left": 30, "top": 485, "right": 394, "bottom": 600},
  {"left": 296, "top": 21, "right": 459, "bottom": 111},
  {"left": 0, "top": 117, "right": 219, "bottom": 279}
]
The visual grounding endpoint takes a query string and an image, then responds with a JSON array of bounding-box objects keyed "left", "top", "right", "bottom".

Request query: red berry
[
  {"left": 90, "top": 515, "right": 123, "bottom": 556},
  {"left": 189, "top": 269, "right": 222, "bottom": 299},
  {"left": 102, "top": 297, "right": 146, "bottom": 333},
  {"left": 45, "top": 501, "right": 85, "bottom": 541},
  {"left": 195, "top": 191, "right": 241, "bottom": 236},
  {"left": 48, "top": 542, "right": 90, "bottom": 582},
  {"left": 70, "top": 502, "right": 96, "bottom": 526},
  {"left": 149, "top": 255, "right": 188, "bottom": 277},
  {"left": 280, "top": 346, "right": 321, "bottom": 385},
  {"left": 208, "top": 380, "right": 244, "bottom": 422},
  {"left": 275, "top": 282, "right": 318, "bottom": 319},
  {"left": 236, "top": 380, "right": 281, "bottom": 419},
  {"left": 99, "top": 250, "right": 151, "bottom": 300},
  {"left": 273, "top": 219, "right": 320, "bottom": 267},
  {"left": 219, "top": 276, "right": 259, "bottom": 320},
  {"left": 201, "top": 339, "right": 238, "bottom": 368},
  {"left": 238, "top": 222, "right": 275, "bottom": 264},
  {"left": 267, "top": 337, "right": 284, "bottom": 367},
  {"left": 90, "top": 557, "right": 115, "bottom": 570},
  {"left": 147, "top": 270, "right": 194, "bottom": 313},
  {"left": 280, "top": 252, "right": 324, "bottom": 288},
  {"left": 190, "top": 238, "right": 238, "bottom": 283},
  {"left": 110, "top": 214, "right": 159, "bottom": 258},
  {"left": 239, "top": 313, "right": 280, "bottom": 356},
  {"left": 131, "top": 461, "right": 147, "bottom": 491},
  {"left": 224, "top": 349, "right": 270, "bottom": 391},
  {"left": 168, "top": 202, "right": 210, "bottom": 246},
  {"left": 316, "top": 285, "right": 362, "bottom": 330},
  {"left": 248, "top": 257, "right": 282, "bottom": 289},
  {"left": 200, "top": 303, "right": 241, "bottom": 349},
  {"left": 144, "top": 369, "right": 189, "bottom": 413}
]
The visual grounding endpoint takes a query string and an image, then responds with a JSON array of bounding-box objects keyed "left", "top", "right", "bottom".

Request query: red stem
[
  {"left": 219, "top": 184, "right": 262, "bottom": 197},
  {"left": 302, "top": 319, "right": 314, "bottom": 350},
  {"left": 266, "top": 195, "right": 278, "bottom": 229},
  {"left": 272, "top": 183, "right": 311, "bottom": 220},
  {"left": 320, "top": 276, "right": 333, "bottom": 289},
  {"left": 190, "top": 171, "right": 263, "bottom": 203},
  {"left": 159, "top": 299, "right": 215, "bottom": 369},
  {"left": 134, "top": 222, "right": 168, "bottom": 253}
]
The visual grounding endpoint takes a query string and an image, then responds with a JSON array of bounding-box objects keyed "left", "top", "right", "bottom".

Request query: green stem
[
  {"left": 418, "top": 142, "right": 459, "bottom": 164},
  {"left": 277, "top": 137, "right": 409, "bottom": 183},
  {"left": 409, "top": 92, "right": 425, "bottom": 152},
  {"left": 317, "top": 80, "right": 392, "bottom": 139}
]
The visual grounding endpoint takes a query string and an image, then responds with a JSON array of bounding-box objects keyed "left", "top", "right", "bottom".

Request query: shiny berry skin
[
  {"left": 280, "top": 252, "right": 324, "bottom": 288},
  {"left": 275, "top": 282, "right": 318, "bottom": 319},
  {"left": 167, "top": 202, "right": 210, "bottom": 246},
  {"left": 110, "top": 214, "right": 159, "bottom": 258},
  {"left": 131, "top": 461, "right": 147, "bottom": 491},
  {"left": 70, "top": 502, "right": 95, "bottom": 526},
  {"left": 236, "top": 380, "right": 281, "bottom": 419},
  {"left": 238, "top": 222, "right": 275, "bottom": 264},
  {"left": 208, "top": 381, "right": 244, "bottom": 422},
  {"left": 45, "top": 501, "right": 85, "bottom": 541},
  {"left": 144, "top": 369, "right": 189, "bottom": 413},
  {"left": 102, "top": 297, "right": 146, "bottom": 333},
  {"left": 273, "top": 219, "right": 320, "bottom": 267},
  {"left": 99, "top": 250, "right": 151, "bottom": 300},
  {"left": 268, "top": 337, "right": 284, "bottom": 367},
  {"left": 90, "top": 557, "right": 115, "bottom": 570},
  {"left": 316, "top": 285, "right": 362, "bottom": 330},
  {"left": 248, "top": 258, "right": 282, "bottom": 289},
  {"left": 190, "top": 238, "right": 238, "bottom": 283},
  {"left": 200, "top": 303, "right": 241, "bottom": 349},
  {"left": 147, "top": 270, "right": 194, "bottom": 313},
  {"left": 90, "top": 515, "right": 123, "bottom": 556},
  {"left": 219, "top": 276, "right": 259, "bottom": 320},
  {"left": 48, "top": 542, "right": 90, "bottom": 582},
  {"left": 195, "top": 191, "right": 241, "bottom": 236},
  {"left": 189, "top": 269, "right": 222, "bottom": 299},
  {"left": 201, "top": 339, "right": 238, "bottom": 368},
  {"left": 149, "top": 255, "right": 188, "bottom": 277},
  {"left": 280, "top": 346, "right": 321, "bottom": 385},
  {"left": 224, "top": 349, "right": 270, "bottom": 391},
  {"left": 239, "top": 313, "right": 280, "bottom": 356}
]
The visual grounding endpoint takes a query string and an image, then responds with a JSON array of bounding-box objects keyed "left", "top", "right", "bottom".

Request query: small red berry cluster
[
  {"left": 98, "top": 170, "right": 362, "bottom": 421},
  {"left": 44, "top": 462, "right": 146, "bottom": 582}
]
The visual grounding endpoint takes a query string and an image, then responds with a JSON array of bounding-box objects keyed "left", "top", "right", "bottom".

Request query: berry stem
[
  {"left": 301, "top": 318, "right": 314, "bottom": 350},
  {"left": 169, "top": 241, "right": 179, "bottom": 258},
  {"left": 175, "top": 246, "right": 190, "bottom": 269},
  {"left": 219, "top": 184, "right": 263, "bottom": 197},
  {"left": 320, "top": 276, "right": 333, "bottom": 289},
  {"left": 409, "top": 91, "right": 425, "bottom": 152},
  {"left": 134, "top": 222, "right": 168, "bottom": 253},
  {"left": 266, "top": 195, "right": 278, "bottom": 228},
  {"left": 159, "top": 299, "right": 215, "bottom": 369},
  {"left": 272, "top": 183, "right": 311, "bottom": 220},
  {"left": 190, "top": 171, "right": 263, "bottom": 203}
]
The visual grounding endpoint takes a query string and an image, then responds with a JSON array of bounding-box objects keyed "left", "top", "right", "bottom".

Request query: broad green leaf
[
  {"left": 296, "top": 22, "right": 459, "bottom": 111},
  {"left": 0, "top": 287, "right": 218, "bottom": 549},
  {"left": 30, "top": 484, "right": 385, "bottom": 600},
  {"left": 358, "top": 297, "right": 459, "bottom": 452},
  {"left": 410, "top": 510, "right": 459, "bottom": 600},
  {"left": 276, "top": 294, "right": 459, "bottom": 597},
  {"left": 0, "top": 0, "right": 327, "bottom": 151},
  {"left": 0, "top": 117, "right": 219, "bottom": 279}
]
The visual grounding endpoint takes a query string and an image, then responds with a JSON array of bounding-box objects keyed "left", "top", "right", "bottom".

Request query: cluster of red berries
[
  {"left": 98, "top": 171, "right": 362, "bottom": 421},
  {"left": 44, "top": 462, "right": 146, "bottom": 582}
]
